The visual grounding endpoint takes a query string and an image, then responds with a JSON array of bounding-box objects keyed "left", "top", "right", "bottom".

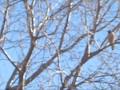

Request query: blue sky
[{"left": 0, "top": 0, "right": 120, "bottom": 90}]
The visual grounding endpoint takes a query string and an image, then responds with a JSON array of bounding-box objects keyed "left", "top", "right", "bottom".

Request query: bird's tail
[{"left": 111, "top": 44, "right": 114, "bottom": 50}]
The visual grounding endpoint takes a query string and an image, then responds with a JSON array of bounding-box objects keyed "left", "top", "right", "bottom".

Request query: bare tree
[{"left": 0, "top": 0, "right": 120, "bottom": 90}]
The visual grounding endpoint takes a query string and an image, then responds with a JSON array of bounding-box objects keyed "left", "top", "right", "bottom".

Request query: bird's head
[{"left": 108, "top": 30, "right": 112, "bottom": 33}]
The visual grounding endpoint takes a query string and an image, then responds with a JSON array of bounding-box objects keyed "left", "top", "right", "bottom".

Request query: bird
[{"left": 108, "top": 30, "right": 116, "bottom": 50}]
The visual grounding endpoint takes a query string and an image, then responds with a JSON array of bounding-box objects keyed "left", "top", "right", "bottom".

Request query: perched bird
[{"left": 108, "top": 31, "right": 116, "bottom": 50}]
